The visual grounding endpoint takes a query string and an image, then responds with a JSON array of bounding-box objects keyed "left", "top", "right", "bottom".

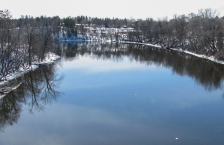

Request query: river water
[{"left": 1, "top": 43, "right": 224, "bottom": 145}]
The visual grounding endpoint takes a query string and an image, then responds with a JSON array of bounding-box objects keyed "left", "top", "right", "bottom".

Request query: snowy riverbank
[
  {"left": 169, "top": 48, "right": 224, "bottom": 65},
  {"left": 0, "top": 53, "right": 60, "bottom": 99},
  {"left": 122, "top": 41, "right": 224, "bottom": 66}
]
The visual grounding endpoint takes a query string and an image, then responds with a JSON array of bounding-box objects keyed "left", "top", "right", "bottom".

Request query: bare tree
[
  {"left": 187, "top": 16, "right": 203, "bottom": 53},
  {"left": 22, "top": 17, "right": 39, "bottom": 66}
]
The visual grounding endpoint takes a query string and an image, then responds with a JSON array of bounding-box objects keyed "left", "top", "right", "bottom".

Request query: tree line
[{"left": 128, "top": 9, "right": 224, "bottom": 58}]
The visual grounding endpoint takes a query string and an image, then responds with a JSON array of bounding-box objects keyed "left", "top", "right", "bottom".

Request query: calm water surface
[{"left": 1, "top": 43, "right": 224, "bottom": 145}]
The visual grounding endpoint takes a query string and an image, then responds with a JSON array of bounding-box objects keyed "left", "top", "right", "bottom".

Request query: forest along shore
[{"left": 0, "top": 10, "right": 61, "bottom": 91}]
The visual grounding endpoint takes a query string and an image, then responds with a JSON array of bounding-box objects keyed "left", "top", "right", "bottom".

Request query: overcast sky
[{"left": 1, "top": 0, "right": 224, "bottom": 19}]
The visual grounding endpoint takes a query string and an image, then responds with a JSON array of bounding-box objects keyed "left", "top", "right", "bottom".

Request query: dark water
[{"left": 1, "top": 43, "right": 224, "bottom": 145}]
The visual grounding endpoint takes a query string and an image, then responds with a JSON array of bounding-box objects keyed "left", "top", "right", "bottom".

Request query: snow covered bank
[
  {"left": 36, "top": 52, "right": 61, "bottom": 65},
  {"left": 144, "top": 43, "right": 162, "bottom": 48},
  {"left": 0, "top": 80, "right": 23, "bottom": 99},
  {"left": 143, "top": 42, "right": 224, "bottom": 66},
  {"left": 120, "top": 41, "right": 162, "bottom": 48},
  {"left": 123, "top": 41, "right": 224, "bottom": 65},
  {"left": 169, "top": 48, "right": 224, "bottom": 65},
  {"left": 0, "top": 53, "right": 60, "bottom": 98}
]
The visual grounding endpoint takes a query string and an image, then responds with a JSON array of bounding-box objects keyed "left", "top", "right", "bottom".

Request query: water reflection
[
  {"left": 62, "top": 42, "right": 224, "bottom": 92},
  {"left": 0, "top": 63, "right": 63, "bottom": 130},
  {"left": 1, "top": 42, "right": 224, "bottom": 144}
]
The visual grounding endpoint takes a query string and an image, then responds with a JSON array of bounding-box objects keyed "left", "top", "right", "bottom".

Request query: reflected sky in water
[{"left": 1, "top": 48, "right": 224, "bottom": 145}]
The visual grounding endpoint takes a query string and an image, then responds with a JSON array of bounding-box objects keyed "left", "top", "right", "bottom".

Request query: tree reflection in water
[
  {"left": 126, "top": 44, "right": 224, "bottom": 91},
  {"left": 63, "top": 42, "right": 224, "bottom": 92},
  {"left": 0, "top": 63, "right": 63, "bottom": 131}
]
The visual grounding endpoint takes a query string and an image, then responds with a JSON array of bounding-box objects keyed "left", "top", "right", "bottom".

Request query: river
[{"left": 0, "top": 42, "right": 224, "bottom": 145}]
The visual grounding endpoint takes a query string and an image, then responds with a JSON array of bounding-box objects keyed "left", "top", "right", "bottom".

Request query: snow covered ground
[{"left": 0, "top": 53, "right": 60, "bottom": 99}]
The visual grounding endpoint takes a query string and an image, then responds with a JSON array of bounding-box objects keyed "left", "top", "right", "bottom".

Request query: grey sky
[{"left": 1, "top": 0, "right": 224, "bottom": 19}]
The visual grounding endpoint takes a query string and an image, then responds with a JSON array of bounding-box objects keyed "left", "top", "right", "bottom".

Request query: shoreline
[
  {"left": 121, "top": 41, "right": 224, "bottom": 66},
  {"left": 0, "top": 53, "right": 60, "bottom": 85},
  {"left": 0, "top": 53, "right": 60, "bottom": 98}
]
